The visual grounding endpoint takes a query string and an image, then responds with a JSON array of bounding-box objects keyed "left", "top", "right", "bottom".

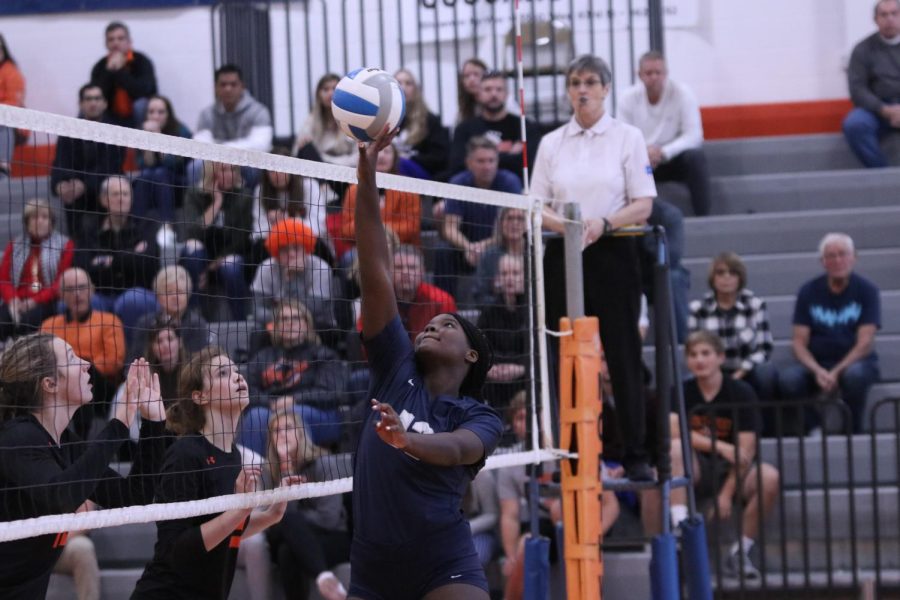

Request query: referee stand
[{"left": 553, "top": 205, "right": 713, "bottom": 600}]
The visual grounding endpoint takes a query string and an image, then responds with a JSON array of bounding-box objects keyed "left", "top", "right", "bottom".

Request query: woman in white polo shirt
[{"left": 532, "top": 54, "right": 657, "bottom": 481}]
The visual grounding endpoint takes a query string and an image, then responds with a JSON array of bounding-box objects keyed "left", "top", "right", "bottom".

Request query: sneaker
[{"left": 726, "top": 546, "right": 761, "bottom": 580}]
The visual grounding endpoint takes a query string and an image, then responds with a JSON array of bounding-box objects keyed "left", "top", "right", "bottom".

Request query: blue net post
[
  {"left": 680, "top": 516, "right": 713, "bottom": 600},
  {"left": 650, "top": 533, "right": 680, "bottom": 600}
]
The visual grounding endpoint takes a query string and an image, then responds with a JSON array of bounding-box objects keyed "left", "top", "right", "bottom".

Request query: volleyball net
[{"left": 0, "top": 104, "right": 563, "bottom": 542}]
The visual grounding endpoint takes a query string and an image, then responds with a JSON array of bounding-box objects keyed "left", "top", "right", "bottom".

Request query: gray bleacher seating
[
  {"left": 683, "top": 205, "right": 900, "bottom": 260},
  {"left": 682, "top": 248, "right": 900, "bottom": 300}
]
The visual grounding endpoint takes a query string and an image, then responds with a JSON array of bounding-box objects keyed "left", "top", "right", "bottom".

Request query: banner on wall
[
  {"left": 0, "top": 0, "right": 214, "bottom": 16},
  {"left": 403, "top": 0, "right": 700, "bottom": 41}
]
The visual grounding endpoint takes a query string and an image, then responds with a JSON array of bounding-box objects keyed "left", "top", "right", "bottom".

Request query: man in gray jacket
[
  {"left": 843, "top": 0, "right": 900, "bottom": 167},
  {"left": 190, "top": 64, "right": 273, "bottom": 184}
]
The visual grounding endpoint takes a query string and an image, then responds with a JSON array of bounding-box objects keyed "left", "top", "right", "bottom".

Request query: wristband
[{"left": 602, "top": 218, "right": 612, "bottom": 236}]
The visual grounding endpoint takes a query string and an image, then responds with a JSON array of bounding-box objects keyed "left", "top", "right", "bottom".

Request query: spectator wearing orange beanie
[{"left": 251, "top": 218, "right": 335, "bottom": 334}]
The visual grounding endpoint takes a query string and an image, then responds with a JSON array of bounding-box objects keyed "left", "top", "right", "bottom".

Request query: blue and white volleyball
[{"left": 331, "top": 67, "right": 406, "bottom": 143}]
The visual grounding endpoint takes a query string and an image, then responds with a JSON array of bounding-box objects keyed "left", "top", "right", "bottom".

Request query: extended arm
[
  {"left": 830, "top": 324, "right": 877, "bottom": 377},
  {"left": 371, "top": 400, "right": 487, "bottom": 466},
  {"left": 792, "top": 325, "right": 822, "bottom": 373},
  {"left": 356, "top": 128, "right": 400, "bottom": 339}
]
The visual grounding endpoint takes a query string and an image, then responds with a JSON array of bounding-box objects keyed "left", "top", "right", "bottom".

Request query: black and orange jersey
[{"left": 131, "top": 434, "right": 244, "bottom": 600}]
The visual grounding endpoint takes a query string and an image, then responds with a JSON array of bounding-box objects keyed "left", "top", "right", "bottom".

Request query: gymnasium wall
[{"left": 0, "top": 0, "right": 877, "bottom": 138}]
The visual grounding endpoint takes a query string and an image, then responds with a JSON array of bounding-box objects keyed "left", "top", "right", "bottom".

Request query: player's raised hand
[
  {"left": 127, "top": 358, "right": 166, "bottom": 422},
  {"left": 371, "top": 399, "right": 409, "bottom": 450},
  {"left": 357, "top": 125, "right": 398, "bottom": 182}
]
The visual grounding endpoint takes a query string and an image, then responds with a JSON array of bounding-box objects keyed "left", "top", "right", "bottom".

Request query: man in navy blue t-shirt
[
  {"left": 434, "top": 136, "right": 522, "bottom": 298},
  {"left": 781, "top": 233, "right": 881, "bottom": 432}
]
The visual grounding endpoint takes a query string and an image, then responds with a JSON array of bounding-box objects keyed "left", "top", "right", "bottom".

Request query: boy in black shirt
[{"left": 670, "top": 331, "right": 780, "bottom": 579}]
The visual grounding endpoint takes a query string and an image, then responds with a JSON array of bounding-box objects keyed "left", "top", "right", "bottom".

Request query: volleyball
[{"left": 331, "top": 67, "right": 406, "bottom": 143}]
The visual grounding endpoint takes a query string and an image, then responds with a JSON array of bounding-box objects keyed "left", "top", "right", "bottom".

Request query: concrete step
[
  {"left": 91, "top": 522, "right": 156, "bottom": 568},
  {"left": 683, "top": 247, "right": 900, "bottom": 299},
  {"left": 683, "top": 206, "right": 900, "bottom": 259},
  {"left": 48, "top": 568, "right": 143, "bottom": 600},
  {"left": 707, "top": 168, "right": 900, "bottom": 216},
  {"left": 865, "top": 383, "right": 900, "bottom": 433},
  {"left": 602, "top": 549, "right": 652, "bottom": 600},
  {"left": 758, "top": 433, "right": 900, "bottom": 489},
  {"left": 642, "top": 333, "right": 900, "bottom": 383},
  {"left": 713, "top": 568, "right": 900, "bottom": 593},
  {"left": 703, "top": 489, "right": 900, "bottom": 573},
  {"left": 704, "top": 133, "right": 863, "bottom": 176}
]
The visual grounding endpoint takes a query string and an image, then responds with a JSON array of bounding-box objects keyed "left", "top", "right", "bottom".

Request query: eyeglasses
[
  {"left": 714, "top": 268, "right": 739, "bottom": 277},
  {"left": 82, "top": 95, "right": 105, "bottom": 102},
  {"left": 568, "top": 78, "right": 603, "bottom": 89}
]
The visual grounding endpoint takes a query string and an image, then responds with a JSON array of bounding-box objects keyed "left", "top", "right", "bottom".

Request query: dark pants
[
  {"left": 779, "top": 355, "right": 880, "bottom": 434},
  {"left": 544, "top": 236, "right": 648, "bottom": 465},
  {"left": 0, "top": 300, "right": 56, "bottom": 341},
  {"left": 267, "top": 510, "right": 351, "bottom": 600},
  {"left": 654, "top": 148, "right": 712, "bottom": 216},
  {"left": 432, "top": 241, "right": 475, "bottom": 300},
  {"left": 645, "top": 199, "right": 690, "bottom": 343},
  {"left": 843, "top": 106, "right": 897, "bottom": 168}
]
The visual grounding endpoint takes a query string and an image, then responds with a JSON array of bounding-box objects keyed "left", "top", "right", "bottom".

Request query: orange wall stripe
[
  {"left": 8, "top": 99, "right": 854, "bottom": 178},
  {"left": 701, "top": 98, "right": 853, "bottom": 140}
]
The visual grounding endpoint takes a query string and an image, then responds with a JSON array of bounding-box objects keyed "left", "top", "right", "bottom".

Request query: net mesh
[{"left": 0, "top": 104, "right": 559, "bottom": 543}]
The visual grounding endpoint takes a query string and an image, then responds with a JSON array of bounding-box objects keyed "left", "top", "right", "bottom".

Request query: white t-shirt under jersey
[
  {"left": 617, "top": 79, "right": 704, "bottom": 162},
  {"left": 530, "top": 112, "right": 657, "bottom": 221}
]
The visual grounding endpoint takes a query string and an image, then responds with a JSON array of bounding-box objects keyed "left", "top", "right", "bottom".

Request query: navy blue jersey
[{"left": 352, "top": 316, "right": 503, "bottom": 547}]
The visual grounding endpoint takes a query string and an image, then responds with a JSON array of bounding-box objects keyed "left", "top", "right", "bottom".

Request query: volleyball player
[
  {"left": 0, "top": 335, "right": 167, "bottom": 598},
  {"left": 348, "top": 127, "right": 503, "bottom": 600},
  {"left": 131, "top": 347, "right": 298, "bottom": 600}
]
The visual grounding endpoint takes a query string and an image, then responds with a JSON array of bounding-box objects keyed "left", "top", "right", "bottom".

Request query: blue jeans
[
  {"left": 843, "top": 107, "right": 895, "bottom": 168},
  {"left": 779, "top": 355, "right": 880, "bottom": 433},
  {"left": 133, "top": 166, "right": 178, "bottom": 223},
  {"left": 237, "top": 405, "right": 343, "bottom": 455},
  {"left": 91, "top": 289, "right": 160, "bottom": 328},
  {"left": 179, "top": 245, "right": 249, "bottom": 320}
]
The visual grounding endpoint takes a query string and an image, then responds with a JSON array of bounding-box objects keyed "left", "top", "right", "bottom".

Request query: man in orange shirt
[
  {"left": 89, "top": 22, "right": 157, "bottom": 127},
  {"left": 41, "top": 267, "right": 126, "bottom": 437}
]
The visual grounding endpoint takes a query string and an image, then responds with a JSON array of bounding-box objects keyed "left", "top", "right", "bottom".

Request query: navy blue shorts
[{"left": 348, "top": 522, "right": 489, "bottom": 600}]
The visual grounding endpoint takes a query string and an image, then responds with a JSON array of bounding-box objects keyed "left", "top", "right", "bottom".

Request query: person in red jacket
[
  {"left": 0, "top": 198, "right": 75, "bottom": 340},
  {"left": 357, "top": 245, "right": 458, "bottom": 343},
  {"left": 392, "top": 244, "right": 458, "bottom": 340}
]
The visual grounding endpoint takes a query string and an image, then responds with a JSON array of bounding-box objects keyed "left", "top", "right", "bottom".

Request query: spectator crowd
[{"left": 0, "top": 2, "right": 894, "bottom": 595}]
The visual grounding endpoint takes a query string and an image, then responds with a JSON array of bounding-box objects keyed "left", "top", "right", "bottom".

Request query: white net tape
[
  {"left": 0, "top": 104, "right": 535, "bottom": 210},
  {"left": 0, "top": 449, "right": 565, "bottom": 542}
]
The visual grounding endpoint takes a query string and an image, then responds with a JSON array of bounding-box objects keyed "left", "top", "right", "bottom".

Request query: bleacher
[{"left": 604, "top": 132, "right": 900, "bottom": 600}]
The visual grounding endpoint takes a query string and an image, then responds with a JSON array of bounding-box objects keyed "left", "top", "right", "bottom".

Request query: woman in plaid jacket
[{"left": 688, "top": 251, "right": 778, "bottom": 405}]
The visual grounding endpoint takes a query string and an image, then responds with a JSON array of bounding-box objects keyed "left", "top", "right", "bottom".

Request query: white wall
[
  {"left": 663, "top": 0, "right": 871, "bottom": 106},
  {"left": 2, "top": 7, "right": 214, "bottom": 130},
  {"left": 0, "top": 1, "right": 882, "bottom": 138}
]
